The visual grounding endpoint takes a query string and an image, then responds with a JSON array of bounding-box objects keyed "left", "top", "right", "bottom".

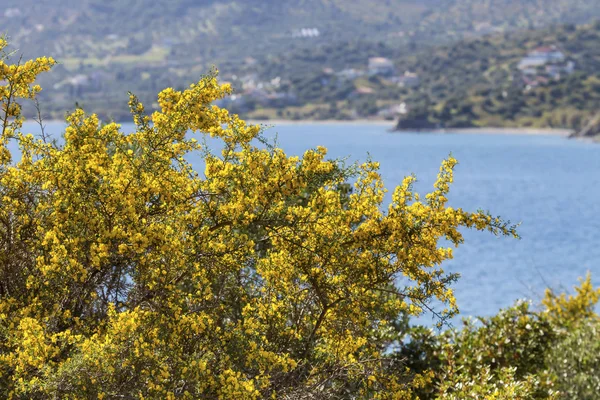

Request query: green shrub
[{"left": 547, "top": 319, "right": 600, "bottom": 399}]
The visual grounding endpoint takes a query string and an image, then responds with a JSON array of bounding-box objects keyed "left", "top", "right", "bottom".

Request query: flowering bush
[
  {"left": 398, "top": 274, "right": 600, "bottom": 400},
  {"left": 0, "top": 39, "right": 520, "bottom": 399}
]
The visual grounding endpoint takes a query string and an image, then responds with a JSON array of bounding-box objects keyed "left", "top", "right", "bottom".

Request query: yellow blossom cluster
[
  {"left": 542, "top": 272, "right": 600, "bottom": 326},
  {"left": 0, "top": 42, "right": 517, "bottom": 399}
]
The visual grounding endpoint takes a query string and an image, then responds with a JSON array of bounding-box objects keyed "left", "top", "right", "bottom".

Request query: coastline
[
  {"left": 248, "top": 119, "right": 395, "bottom": 127},
  {"left": 431, "top": 127, "right": 574, "bottom": 136},
  {"left": 33, "top": 119, "right": 574, "bottom": 137},
  {"left": 251, "top": 120, "right": 574, "bottom": 136}
]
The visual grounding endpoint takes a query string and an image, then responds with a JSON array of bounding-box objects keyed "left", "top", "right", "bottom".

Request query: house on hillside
[
  {"left": 292, "top": 28, "right": 320, "bottom": 38},
  {"left": 397, "top": 71, "right": 420, "bottom": 88},
  {"left": 546, "top": 61, "right": 575, "bottom": 80},
  {"left": 378, "top": 102, "right": 407, "bottom": 120},
  {"left": 517, "top": 45, "right": 574, "bottom": 89},
  {"left": 529, "top": 46, "right": 565, "bottom": 61},
  {"left": 518, "top": 45, "right": 565, "bottom": 70},
  {"left": 336, "top": 68, "right": 365, "bottom": 80},
  {"left": 355, "top": 86, "right": 375, "bottom": 95},
  {"left": 368, "top": 57, "right": 395, "bottom": 76},
  {"left": 348, "top": 86, "right": 375, "bottom": 99}
]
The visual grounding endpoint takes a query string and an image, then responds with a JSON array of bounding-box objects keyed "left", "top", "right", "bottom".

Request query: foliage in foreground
[
  {"left": 400, "top": 274, "right": 600, "bottom": 400},
  {"left": 2, "top": 40, "right": 600, "bottom": 399},
  {"left": 0, "top": 39, "right": 519, "bottom": 399}
]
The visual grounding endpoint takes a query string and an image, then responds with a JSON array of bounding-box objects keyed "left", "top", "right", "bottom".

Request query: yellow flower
[{"left": 0, "top": 38, "right": 518, "bottom": 399}]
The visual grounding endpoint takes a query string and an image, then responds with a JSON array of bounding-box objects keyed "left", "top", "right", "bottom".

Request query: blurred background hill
[
  {"left": 6, "top": 0, "right": 600, "bottom": 58},
  {"left": 4, "top": 0, "right": 600, "bottom": 135}
]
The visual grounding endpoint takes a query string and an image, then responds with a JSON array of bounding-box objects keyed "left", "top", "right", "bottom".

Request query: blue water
[{"left": 12, "top": 122, "right": 600, "bottom": 322}]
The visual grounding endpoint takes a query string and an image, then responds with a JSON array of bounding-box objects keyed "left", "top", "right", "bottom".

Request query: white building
[
  {"left": 518, "top": 46, "right": 565, "bottom": 70},
  {"left": 368, "top": 57, "right": 395, "bottom": 76},
  {"left": 398, "top": 71, "right": 420, "bottom": 88},
  {"left": 335, "top": 68, "right": 365, "bottom": 80}
]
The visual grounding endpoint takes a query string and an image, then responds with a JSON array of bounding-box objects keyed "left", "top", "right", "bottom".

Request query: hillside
[
  {"left": 6, "top": 0, "right": 600, "bottom": 62},
  {"left": 221, "top": 21, "right": 600, "bottom": 137},
  {"left": 4, "top": 0, "right": 600, "bottom": 126},
  {"left": 390, "top": 22, "right": 600, "bottom": 132}
]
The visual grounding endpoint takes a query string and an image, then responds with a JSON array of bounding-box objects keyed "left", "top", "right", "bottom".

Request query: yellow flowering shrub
[
  {"left": 0, "top": 41, "right": 518, "bottom": 399},
  {"left": 542, "top": 272, "right": 600, "bottom": 327}
]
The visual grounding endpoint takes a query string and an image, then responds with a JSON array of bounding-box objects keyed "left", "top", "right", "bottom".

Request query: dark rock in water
[
  {"left": 395, "top": 117, "right": 439, "bottom": 131},
  {"left": 394, "top": 107, "right": 440, "bottom": 131}
]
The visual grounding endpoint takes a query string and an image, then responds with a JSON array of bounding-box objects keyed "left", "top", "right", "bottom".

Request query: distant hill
[
  {"left": 198, "top": 21, "right": 600, "bottom": 134},
  {"left": 5, "top": 0, "right": 600, "bottom": 62},
  {"left": 388, "top": 21, "right": 600, "bottom": 133},
  {"left": 4, "top": 0, "right": 600, "bottom": 125}
]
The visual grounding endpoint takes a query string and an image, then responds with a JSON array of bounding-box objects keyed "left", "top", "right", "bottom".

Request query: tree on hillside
[{"left": 0, "top": 39, "right": 517, "bottom": 399}]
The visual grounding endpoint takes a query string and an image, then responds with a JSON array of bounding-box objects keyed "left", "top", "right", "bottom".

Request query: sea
[{"left": 14, "top": 121, "right": 600, "bottom": 325}]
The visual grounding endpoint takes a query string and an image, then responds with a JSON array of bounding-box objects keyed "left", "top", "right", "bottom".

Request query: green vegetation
[
  {"left": 241, "top": 21, "right": 600, "bottom": 137},
  {"left": 392, "top": 22, "right": 600, "bottom": 132},
  {"left": 6, "top": 0, "right": 600, "bottom": 132},
  {"left": 7, "top": 0, "right": 600, "bottom": 62},
  {"left": 2, "top": 34, "right": 600, "bottom": 398},
  {"left": 399, "top": 274, "right": 600, "bottom": 399}
]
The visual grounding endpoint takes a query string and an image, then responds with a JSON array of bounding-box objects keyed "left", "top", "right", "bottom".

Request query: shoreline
[
  {"left": 32, "top": 119, "right": 575, "bottom": 137},
  {"left": 35, "top": 118, "right": 397, "bottom": 127},
  {"left": 428, "top": 127, "right": 573, "bottom": 136},
  {"left": 248, "top": 119, "right": 395, "bottom": 127},
  {"left": 251, "top": 120, "right": 573, "bottom": 136}
]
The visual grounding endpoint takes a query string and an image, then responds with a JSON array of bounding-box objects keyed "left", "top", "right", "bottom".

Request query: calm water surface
[{"left": 16, "top": 122, "right": 600, "bottom": 323}]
